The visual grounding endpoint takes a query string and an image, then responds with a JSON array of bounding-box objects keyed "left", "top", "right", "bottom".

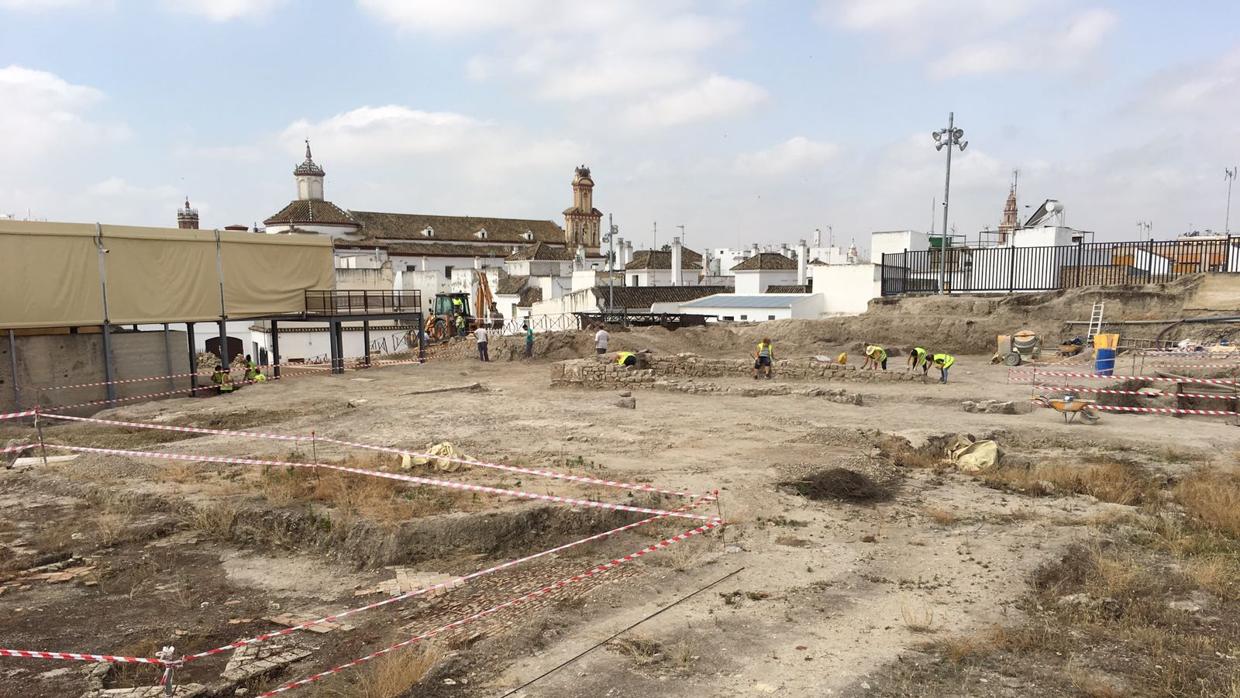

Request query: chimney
[
  {"left": 575, "top": 244, "right": 586, "bottom": 271},
  {"left": 671, "top": 237, "right": 683, "bottom": 286},
  {"left": 614, "top": 237, "right": 624, "bottom": 270},
  {"left": 624, "top": 240, "right": 633, "bottom": 266},
  {"left": 473, "top": 256, "right": 482, "bottom": 270},
  {"left": 796, "top": 239, "right": 808, "bottom": 286}
]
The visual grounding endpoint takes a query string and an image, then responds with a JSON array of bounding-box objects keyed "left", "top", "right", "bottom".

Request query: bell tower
[
  {"left": 176, "top": 197, "right": 199, "bottom": 229},
  {"left": 563, "top": 165, "right": 602, "bottom": 249},
  {"left": 294, "top": 139, "right": 326, "bottom": 201}
]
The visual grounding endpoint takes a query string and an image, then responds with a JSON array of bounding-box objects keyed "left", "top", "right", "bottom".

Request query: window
[
  {"left": 631, "top": 275, "right": 639, "bottom": 286},
  {"left": 444, "top": 265, "right": 454, "bottom": 279},
  {"left": 521, "top": 231, "right": 534, "bottom": 241},
  {"left": 475, "top": 228, "right": 488, "bottom": 239},
  {"left": 740, "top": 314, "right": 748, "bottom": 321},
  {"left": 722, "top": 316, "right": 735, "bottom": 322},
  {"left": 768, "top": 315, "right": 776, "bottom": 320},
  {"left": 421, "top": 226, "right": 435, "bottom": 237}
]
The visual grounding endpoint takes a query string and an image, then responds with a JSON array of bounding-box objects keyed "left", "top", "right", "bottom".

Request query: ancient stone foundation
[{"left": 550, "top": 354, "right": 920, "bottom": 389}]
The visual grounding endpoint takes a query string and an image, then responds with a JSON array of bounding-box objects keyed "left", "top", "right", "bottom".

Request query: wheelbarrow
[{"left": 1034, "top": 395, "right": 1101, "bottom": 424}]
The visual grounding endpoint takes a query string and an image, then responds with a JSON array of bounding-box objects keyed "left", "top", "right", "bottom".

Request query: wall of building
[
  {"left": 250, "top": 322, "right": 419, "bottom": 365},
  {"left": 335, "top": 267, "right": 395, "bottom": 291},
  {"left": 529, "top": 287, "right": 600, "bottom": 317},
  {"left": 686, "top": 294, "right": 823, "bottom": 322},
  {"left": 734, "top": 269, "right": 798, "bottom": 294},
  {"left": 1, "top": 329, "right": 193, "bottom": 413},
  {"left": 871, "top": 230, "right": 928, "bottom": 263},
  {"left": 1010, "top": 226, "right": 1082, "bottom": 248},
  {"left": 809, "top": 263, "right": 882, "bottom": 315}
]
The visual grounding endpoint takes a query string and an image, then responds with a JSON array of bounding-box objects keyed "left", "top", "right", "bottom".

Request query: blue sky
[{"left": 1, "top": 0, "right": 1238, "bottom": 251}]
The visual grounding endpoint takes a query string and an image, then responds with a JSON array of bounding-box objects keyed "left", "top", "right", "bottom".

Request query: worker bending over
[
  {"left": 862, "top": 344, "right": 888, "bottom": 371},
  {"left": 932, "top": 353, "right": 955, "bottom": 384},
  {"left": 754, "top": 338, "right": 774, "bottom": 379},
  {"left": 907, "top": 347, "right": 930, "bottom": 377}
]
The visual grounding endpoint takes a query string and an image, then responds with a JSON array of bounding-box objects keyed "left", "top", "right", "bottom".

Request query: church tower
[
  {"left": 295, "top": 139, "right": 326, "bottom": 201},
  {"left": 563, "top": 165, "right": 602, "bottom": 249},
  {"left": 176, "top": 197, "right": 199, "bottom": 229},
  {"left": 998, "top": 174, "right": 1019, "bottom": 244}
]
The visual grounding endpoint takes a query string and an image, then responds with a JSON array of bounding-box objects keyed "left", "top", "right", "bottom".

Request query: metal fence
[
  {"left": 880, "top": 236, "right": 1239, "bottom": 296},
  {"left": 304, "top": 290, "right": 422, "bottom": 316}
]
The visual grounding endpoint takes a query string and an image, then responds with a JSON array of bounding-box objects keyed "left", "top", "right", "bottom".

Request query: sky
[{"left": 1, "top": 0, "right": 1238, "bottom": 254}]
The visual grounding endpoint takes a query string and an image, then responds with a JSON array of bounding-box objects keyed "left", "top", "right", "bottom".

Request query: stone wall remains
[{"left": 550, "top": 354, "right": 921, "bottom": 389}]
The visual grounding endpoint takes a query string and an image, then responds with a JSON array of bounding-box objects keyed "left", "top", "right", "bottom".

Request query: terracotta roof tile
[
  {"left": 598, "top": 285, "right": 731, "bottom": 310},
  {"left": 263, "top": 200, "right": 358, "bottom": 226},
  {"left": 496, "top": 275, "right": 529, "bottom": 295},
  {"left": 506, "top": 241, "right": 574, "bottom": 261},
  {"left": 765, "top": 284, "right": 810, "bottom": 293},
  {"left": 517, "top": 287, "right": 543, "bottom": 306},
  {"left": 730, "top": 252, "right": 798, "bottom": 271},
  {"left": 624, "top": 247, "right": 704, "bottom": 270},
  {"left": 348, "top": 211, "right": 564, "bottom": 244}
]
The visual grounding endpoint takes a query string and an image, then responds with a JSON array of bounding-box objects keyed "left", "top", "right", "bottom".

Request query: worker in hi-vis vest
[
  {"left": 753, "top": 338, "right": 774, "bottom": 380},
  {"left": 907, "top": 346, "right": 930, "bottom": 377},
  {"left": 932, "top": 353, "right": 956, "bottom": 384},
  {"left": 863, "top": 344, "right": 888, "bottom": 371},
  {"left": 616, "top": 351, "right": 637, "bottom": 367}
]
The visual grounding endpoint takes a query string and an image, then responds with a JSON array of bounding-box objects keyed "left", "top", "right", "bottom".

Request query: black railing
[
  {"left": 881, "top": 236, "right": 1238, "bottom": 296},
  {"left": 304, "top": 290, "right": 423, "bottom": 316}
]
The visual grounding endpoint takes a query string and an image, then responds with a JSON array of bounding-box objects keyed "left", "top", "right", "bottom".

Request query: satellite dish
[{"left": 1045, "top": 201, "right": 1062, "bottom": 213}]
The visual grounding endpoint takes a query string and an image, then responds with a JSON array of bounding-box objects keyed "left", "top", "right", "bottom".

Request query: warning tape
[
  {"left": 50, "top": 445, "right": 714, "bottom": 521},
  {"left": 0, "top": 409, "right": 36, "bottom": 421},
  {"left": 185, "top": 494, "right": 717, "bottom": 662},
  {"left": 1150, "top": 363, "right": 1240, "bottom": 369},
  {"left": 41, "top": 413, "right": 707, "bottom": 500},
  {"left": 1022, "top": 370, "right": 1238, "bottom": 385},
  {"left": 0, "top": 443, "right": 35, "bottom": 455},
  {"left": 257, "top": 519, "right": 724, "bottom": 696},
  {"left": 1035, "top": 385, "right": 1239, "bottom": 401},
  {"left": 41, "top": 376, "right": 274, "bottom": 413},
  {"left": 0, "top": 648, "right": 166, "bottom": 666},
  {"left": 1090, "top": 404, "right": 1240, "bottom": 417}
]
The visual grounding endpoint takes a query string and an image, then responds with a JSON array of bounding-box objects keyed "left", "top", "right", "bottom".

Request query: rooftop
[
  {"left": 507, "top": 241, "right": 573, "bottom": 262},
  {"left": 263, "top": 199, "right": 357, "bottom": 227},
  {"left": 625, "top": 247, "right": 704, "bottom": 270},
  {"left": 680, "top": 293, "right": 814, "bottom": 309},
  {"left": 730, "top": 252, "right": 798, "bottom": 272},
  {"left": 596, "top": 285, "right": 730, "bottom": 310}
]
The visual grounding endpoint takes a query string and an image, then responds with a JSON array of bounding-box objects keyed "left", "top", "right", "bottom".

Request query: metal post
[
  {"left": 162, "top": 323, "right": 175, "bottom": 393},
  {"left": 1226, "top": 167, "right": 1236, "bottom": 235},
  {"left": 156, "top": 646, "right": 177, "bottom": 697},
  {"left": 362, "top": 320, "right": 371, "bottom": 367},
  {"left": 270, "top": 321, "right": 281, "bottom": 378},
  {"left": 34, "top": 408, "right": 48, "bottom": 467},
  {"left": 1007, "top": 245, "right": 1016, "bottom": 292},
  {"left": 939, "top": 113, "right": 953, "bottom": 294},
  {"left": 95, "top": 224, "right": 118, "bottom": 404},
  {"left": 1075, "top": 238, "right": 1084, "bottom": 287},
  {"left": 608, "top": 214, "right": 616, "bottom": 313},
  {"left": 186, "top": 323, "right": 198, "bottom": 395},
  {"left": 7, "top": 329, "right": 19, "bottom": 410},
  {"left": 217, "top": 319, "right": 229, "bottom": 368},
  {"left": 214, "top": 229, "right": 229, "bottom": 368}
]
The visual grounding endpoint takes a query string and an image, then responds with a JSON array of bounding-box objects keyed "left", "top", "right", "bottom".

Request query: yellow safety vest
[
  {"left": 932, "top": 353, "right": 955, "bottom": 369},
  {"left": 912, "top": 347, "right": 927, "bottom": 364},
  {"left": 616, "top": 351, "right": 636, "bottom": 366},
  {"left": 757, "top": 343, "right": 772, "bottom": 358},
  {"left": 867, "top": 345, "right": 887, "bottom": 361}
]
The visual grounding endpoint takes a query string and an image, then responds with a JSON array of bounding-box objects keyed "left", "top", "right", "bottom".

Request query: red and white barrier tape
[
  {"left": 41, "top": 376, "right": 273, "bottom": 413},
  {"left": 42, "top": 413, "right": 707, "bottom": 500},
  {"left": 1090, "top": 404, "right": 1240, "bottom": 417},
  {"left": 39, "top": 370, "right": 210, "bottom": 392},
  {"left": 51, "top": 445, "right": 714, "bottom": 521},
  {"left": 1150, "top": 363, "right": 1240, "bottom": 369},
  {"left": 0, "top": 409, "right": 36, "bottom": 421},
  {"left": 186, "top": 494, "right": 717, "bottom": 662},
  {"left": 0, "top": 648, "right": 166, "bottom": 666},
  {"left": 257, "top": 519, "right": 723, "bottom": 696},
  {"left": 0, "top": 443, "right": 35, "bottom": 455},
  {"left": 1021, "top": 369, "right": 1238, "bottom": 385},
  {"left": 1035, "top": 385, "right": 1240, "bottom": 401}
]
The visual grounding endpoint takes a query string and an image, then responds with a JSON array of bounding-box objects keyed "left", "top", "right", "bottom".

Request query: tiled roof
[
  {"left": 517, "top": 287, "right": 543, "bottom": 307},
  {"left": 348, "top": 211, "right": 564, "bottom": 244},
  {"left": 496, "top": 275, "right": 529, "bottom": 295},
  {"left": 765, "top": 284, "right": 809, "bottom": 294},
  {"left": 382, "top": 242, "right": 517, "bottom": 259},
  {"left": 596, "top": 285, "right": 730, "bottom": 310},
  {"left": 730, "top": 252, "right": 798, "bottom": 271},
  {"left": 264, "top": 200, "right": 358, "bottom": 226},
  {"left": 506, "top": 241, "right": 573, "bottom": 261},
  {"left": 624, "top": 247, "right": 704, "bottom": 270}
]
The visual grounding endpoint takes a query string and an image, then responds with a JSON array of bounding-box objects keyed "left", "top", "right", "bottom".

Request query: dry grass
[
  {"left": 92, "top": 512, "right": 132, "bottom": 547},
  {"left": 1184, "top": 556, "right": 1239, "bottom": 600},
  {"left": 316, "top": 645, "right": 441, "bottom": 698},
  {"left": 922, "top": 507, "right": 958, "bottom": 525},
  {"left": 980, "top": 461, "right": 1157, "bottom": 505},
  {"left": 608, "top": 636, "right": 665, "bottom": 665},
  {"left": 1174, "top": 470, "right": 1240, "bottom": 537},
  {"left": 182, "top": 501, "right": 238, "bottom": 539},
  {"left": 1068, "top": 669, "right": 1126, "bottom": 698},
  {"left": 900, "top": 602, "right": 935, "bottom": 632}
]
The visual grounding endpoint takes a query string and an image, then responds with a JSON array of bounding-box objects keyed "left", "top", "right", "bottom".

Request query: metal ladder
[{"left": 1086, "top": 302, "right": 1105, "bottom": 342}]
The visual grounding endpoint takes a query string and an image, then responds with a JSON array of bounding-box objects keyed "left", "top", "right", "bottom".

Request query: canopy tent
[{"left": 0, "top": 221, "right": 335, "bottom": 330}]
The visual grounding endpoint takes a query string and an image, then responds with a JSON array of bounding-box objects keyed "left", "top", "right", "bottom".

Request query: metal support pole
[
  {"left": 1007, "top": 246, "right": 1017, "bottom": 292},
  {"left": 7, "top": 329, "right": 19, "bottom": 410},
  {"left": 939, "top": 113, "right": 954, "bottom": 294},
  {"left": 329, "top": 321, "right": 343, "bottom": 374},
  {"left": 162, "top": 323, "right": 175, "bottom": 393},
  {"left": 217, "top": 319, "right": 229, "bottom": 368},
  {"left": 95, "top": 224, "right": 117, "bottom": 404},
  {"left": 362, "top": 321, "right": 371, "bottom": 367},
  {"left": 214, "top": 229, "right": 229, "bottom": 369},
  {"left": 156, "top": 646, "right": 177, "bottom": 697},
  {"left": 270, "top": 321, "right": 281, "bottom": 378},
  {"left": 608, "top": 214, "right": 616, "bottom": 312},
  {"left": 186, "top": 323, "right": 198, "bottom": 395}
]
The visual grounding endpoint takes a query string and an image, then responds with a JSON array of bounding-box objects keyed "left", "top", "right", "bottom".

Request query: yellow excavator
[{"left": 421, "top": 271, "right": 499, "bottom": 342}]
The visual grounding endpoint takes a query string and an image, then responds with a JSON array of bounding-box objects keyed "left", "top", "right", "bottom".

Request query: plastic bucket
[{"left": 1095, "top": 348, "right": 1116, "bottom": 376}]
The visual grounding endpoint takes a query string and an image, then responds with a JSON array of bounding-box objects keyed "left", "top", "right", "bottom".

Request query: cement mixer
[{"left": 993, "top": 330, "right": 1042, "bottom": 366}]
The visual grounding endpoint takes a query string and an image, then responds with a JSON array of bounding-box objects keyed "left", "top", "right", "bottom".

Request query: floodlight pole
[
  {"left": 607, "top": 214, "right": 617, "bottom": 313},
  {"left": 932, "top": 112, "right": 967, "bottom": 295},
  {"left": 1226, "top": 167, "right": 1237, "bottom": 235}
]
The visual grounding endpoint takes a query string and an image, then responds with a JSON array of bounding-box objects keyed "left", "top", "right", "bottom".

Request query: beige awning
[{"left": 0, "top": 220, "right": 335, "bottom": 330}]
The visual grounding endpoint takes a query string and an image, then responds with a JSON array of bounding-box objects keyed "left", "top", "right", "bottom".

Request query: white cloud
[
  {"left": 735, "top": 137, "right": 840, "bottom": 176},
  {"left": 0, "top": 65, "right": 127, "bottom": 158},
  {"left": 0, "top": 0, "right": 108, "bottom": 10},
  {"left": 622, "top": 75, "right": 766, "bottom": 129},
  {"left": 823, "top": 0, "right": 1116, "bottom": 78},
  {"left": 1148, "top": 45, "right": 1240, "bottom": 114},
  {"left": 88, "top": 177, "right": 178, "bottom": 198},
  {"left": 160, "top": 0, "right": 285, "bottom": 21},
  {"left": 358, "top": 0, "right": 759, "bottom": 128}
]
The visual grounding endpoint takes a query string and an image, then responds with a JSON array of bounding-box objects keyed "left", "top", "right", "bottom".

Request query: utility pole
[
  {"left": 931, "top": 112, "right": 968, "bottom": 294},
  {"left": 652, "top": 221, "right": 658, "bottom": 250},
  {"left": 607, "top": 214, "right": 617, "bottom": 313},
  {"left": 1226, "top": 167, "right": 1237, "bottom": 234}
]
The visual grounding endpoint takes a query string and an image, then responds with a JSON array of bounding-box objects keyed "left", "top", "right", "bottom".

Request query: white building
[
  {"left": 675, "top": 293, "right": 825, "bottom": 322},
  {"left": 730, "top": 252, "right": 800, "bottom": 294}
]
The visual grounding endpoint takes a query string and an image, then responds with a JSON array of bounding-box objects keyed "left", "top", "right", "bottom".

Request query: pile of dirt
[{"left": 782, "top": 467, "right": 892, "bottom": 503}]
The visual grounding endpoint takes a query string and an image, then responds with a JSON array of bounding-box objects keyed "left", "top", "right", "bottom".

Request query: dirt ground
[{"left": 1, "top": 332, "right": 1238, "bottom": 697}]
